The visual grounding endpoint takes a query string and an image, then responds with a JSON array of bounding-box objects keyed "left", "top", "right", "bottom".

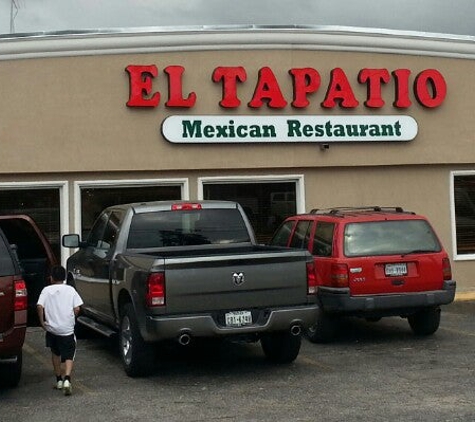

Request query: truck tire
[
  {"left": 261, "top": 331, "right": 301, "bottom": 364},
  {"left": 408, "top": 307, "right": 441, "bottom": 336},
  {"left": 305, "top": 310, "right": 338, "bottom": 343},
  {"left": 119, "top": 304, "right": 155, "bottom": 377},
  {"left": 0, "top": 352, "right": 22, "bottom": 388}
]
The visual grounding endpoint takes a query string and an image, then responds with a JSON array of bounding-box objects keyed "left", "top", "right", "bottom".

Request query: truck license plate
[
  {"left": 385, "top": 263, "right": 407, "bottom": 277},
  {"left": 225, "top": 311, "right": 252, "bottom": 327}
]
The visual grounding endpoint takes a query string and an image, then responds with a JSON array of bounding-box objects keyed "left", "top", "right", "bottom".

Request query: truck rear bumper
[
  {"left": 143, "top": 304, "right": 319, "bottom": 342},
  {"left": 318, "top": 280, "right": 456, "bottom": 316}
]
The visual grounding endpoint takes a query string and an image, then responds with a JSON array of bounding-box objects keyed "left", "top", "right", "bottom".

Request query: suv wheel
[
  {"left": 0, "top": 351, "right": 22, "bottom": 388},
  {"left": 306, "top": 310, "right": 338, "bottom": 343},
  {"left": 261, "top": 331, "right": 301, "bottom": 363},
  {"left": 408, "top": 307, "right": 441, "bottom": 336},
  {"left": 119, "top": 304, "right": 155, "bottom": 377}
]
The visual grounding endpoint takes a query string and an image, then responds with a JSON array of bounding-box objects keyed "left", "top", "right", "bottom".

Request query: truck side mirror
[{"left": 62, "top": 234, "right": 81, "bottom": 248}]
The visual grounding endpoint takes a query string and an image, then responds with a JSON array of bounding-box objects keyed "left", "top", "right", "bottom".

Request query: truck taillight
[
  {"left": 306, "top": 262, "right": 317, "bottom": 294},
  {"left": 146, "top": 272, "right": 165, "bottom": 307},
  {"left": 14, "top": 278, "right": 28, "bottom": 311},
  {"left": 442, "top": 257, "right": 452, "bottom": 280},
  {"left": 330, "top": 263, "right": 349, "bottom": 288},
  {"left": 171, "top": 203, "right": 202, "bottom": 211}
]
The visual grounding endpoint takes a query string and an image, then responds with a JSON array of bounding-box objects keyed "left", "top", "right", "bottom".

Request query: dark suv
[
  {"left": 0, "top": 227, "right": 27, "bottom": 388},
  {"left": 270, "top": 207, "right": 456, "bottom": 342}
]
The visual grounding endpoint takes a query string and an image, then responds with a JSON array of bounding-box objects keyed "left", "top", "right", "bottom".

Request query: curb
[{"left": 455, "top": 291, "right": 475, "bottom": 302}]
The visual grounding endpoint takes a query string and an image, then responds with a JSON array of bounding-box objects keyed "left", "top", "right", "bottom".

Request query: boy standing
[{"left": 37, "top": 265, "right": 83, "bottom": 396}]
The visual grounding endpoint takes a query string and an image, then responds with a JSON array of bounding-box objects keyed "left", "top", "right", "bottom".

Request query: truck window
[
  {"left": 127, "top": 209, "right": 251, "bottom": 249},
  {"left": 87, "top": 212, "right": 110, "bottom": 248}
]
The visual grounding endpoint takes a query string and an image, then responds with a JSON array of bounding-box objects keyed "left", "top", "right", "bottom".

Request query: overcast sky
[{"left": 1, "top": 0, "right": 475, "bottom": 37}]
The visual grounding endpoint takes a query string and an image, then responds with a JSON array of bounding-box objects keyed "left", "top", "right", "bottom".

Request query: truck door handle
[{"left": 391, "top": 279, "right": 405, "bottom": 286}]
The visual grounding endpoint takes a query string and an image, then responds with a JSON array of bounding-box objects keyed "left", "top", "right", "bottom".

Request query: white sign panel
[{"left": 162, "top": 115, "right": 418, "bottom": 144}]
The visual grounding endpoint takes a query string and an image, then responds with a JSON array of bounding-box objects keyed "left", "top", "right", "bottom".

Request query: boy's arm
[
  {"left": 37, "top": 304, "right": 46, "bottom": 330},
  {"left": 73, "top": 306, "right": 81, "bottom": 317}
]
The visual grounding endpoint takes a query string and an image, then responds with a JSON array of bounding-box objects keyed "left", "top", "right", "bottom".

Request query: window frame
[{"left": 451, "top": 170, "right": 475, "bottom": 261}]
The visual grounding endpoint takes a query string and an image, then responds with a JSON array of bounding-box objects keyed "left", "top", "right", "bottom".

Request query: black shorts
[{"left": 45, "top": 332, "right": 77, "bottom": 362}]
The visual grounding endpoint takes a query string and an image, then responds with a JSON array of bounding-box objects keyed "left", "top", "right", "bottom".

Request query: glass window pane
[
  {"left": 344, "top": 220, "right": 441, "bottom": 257},
  {"left": 270, "top": 221, "right": 294, "bottom": 247},
  {"left": 454, "top": 176, "right": 475, "bottom": 255},
  {"left": 0, "top": 189, "right": 60, "bottom": 260},
  {"left": 313, "top": 222, "right": 335, "bottom": 257},
  {"left": 81, "top": 185, "right": 181, "bottom": 239},
  {"left": 203, "top": 182, "right": 297, "bottom": 243},
  {"left": 289, "top": 220, "right": 311, "bottom": 249}
]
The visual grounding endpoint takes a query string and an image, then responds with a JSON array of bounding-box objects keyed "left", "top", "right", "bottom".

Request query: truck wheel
[
  {"left": 119, "top": 304, "right": 155, "bottom": 377},
  {"left": 261, "top": 331, "right": 301, "bottom": 364},
  {"left": 305, "top": 310, "right": 338, "bottom": 343},
  {"left": 408, "top": 307, "right": 441, "bottom": 336},
  {"left": 0, "top": 352, "right": 22, "bottom": 388}
]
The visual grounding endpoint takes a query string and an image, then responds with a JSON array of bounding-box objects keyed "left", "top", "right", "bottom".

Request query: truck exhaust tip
[
  {"left": 290, "top": 324, "right": 302, "bottom": 336},
  {"left": 178, "top": 333, "right": 192, "bottom": 346}
]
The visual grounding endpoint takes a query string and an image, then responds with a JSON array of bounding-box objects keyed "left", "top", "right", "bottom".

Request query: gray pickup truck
[{"left": 63, "top": 200, "right": 318, "bottom": 377}]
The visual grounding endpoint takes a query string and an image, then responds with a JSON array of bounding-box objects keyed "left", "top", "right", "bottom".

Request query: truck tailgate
[{"left": 163, "top": 248, "right": 309, "bottom": 314}]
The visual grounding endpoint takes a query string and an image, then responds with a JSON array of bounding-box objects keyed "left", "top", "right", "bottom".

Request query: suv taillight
[
  {"left": 14, "top": 278, "right": 28, "bottom": 311},
  {"left": 306, "top": 261, "right": 317, "bottom": 294},
  {"left": 442, "top": 257, "right": 452, "bottom": 281},
  {"left": 330, "top": 263, "right": 349, "bottom": 288},
  {"left": 146, "top": 272, "right": 165, "bottom": 307}
]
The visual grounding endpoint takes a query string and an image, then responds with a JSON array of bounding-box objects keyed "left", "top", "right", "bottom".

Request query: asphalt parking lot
[{"left": 1, "top": 300, "right": 475, "bottom": 422}]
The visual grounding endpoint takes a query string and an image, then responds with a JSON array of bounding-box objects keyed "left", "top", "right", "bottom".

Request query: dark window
[
  {"left": 270, "top": 221, "right": 295, "bottom": 247},
  {"left": 0, "top": 189, "right": 60, "bottom": 261},
  {"left": 313, "top": 222, "right": 335, "bottom": 257},
  {"left": 454, "top": 176, "right": 475, "bottom": 255},
  {"left": 127, "top": 209, "right": 250, "bottom": 249},
  {"left": 203, "top": 182, "right": 297, "bottom": 244},
  {"left": 289, "top": 220, "right": 312, "bottom": 249},
  {"left": 344, "top": 220, "right": 441, "bottom": 257},
  {"left": 87, "top": 212, "right": 110, "bottom": 248},
  {"left": 0, "top": 231, "right": 15, "bottom": 276},
  {"left": 81, "top": 185, "right": 181, "bottom": 239}
]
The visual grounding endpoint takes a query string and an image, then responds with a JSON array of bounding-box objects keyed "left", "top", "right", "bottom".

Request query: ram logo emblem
[{"left": 232, "top": 272, "right": 245, "bottom": 285}]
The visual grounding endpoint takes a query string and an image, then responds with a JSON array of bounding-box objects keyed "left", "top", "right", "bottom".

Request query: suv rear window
[{"left": 344, "top": 219, "right": 442, "bottom": 257}]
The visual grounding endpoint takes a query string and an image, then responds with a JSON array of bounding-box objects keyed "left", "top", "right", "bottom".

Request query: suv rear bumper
[
  {"left": 318, "top": 280, "right": 456, "bottom": 316},
  {"left": 143, "top": 304, "right": 319, "bottom": 342}
]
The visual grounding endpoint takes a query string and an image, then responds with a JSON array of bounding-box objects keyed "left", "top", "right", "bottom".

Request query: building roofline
[{"left": 1, "top": 25, "right": 474, "bottom": 61}]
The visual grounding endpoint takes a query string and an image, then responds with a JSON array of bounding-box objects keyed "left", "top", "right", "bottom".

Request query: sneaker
[
  {"left": 54, "top": 380, "right": 63, "bottom": 390},
  {"left": 63, "top": 379, "right": 72, "bottom": 396}
]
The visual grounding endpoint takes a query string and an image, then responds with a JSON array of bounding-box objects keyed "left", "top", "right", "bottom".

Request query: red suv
[
  {"left": 0, "top": 227, "right": 27, "bottom": 388},
  {"left": 270, "top": 206, "right": 456, "bottom": 342}
]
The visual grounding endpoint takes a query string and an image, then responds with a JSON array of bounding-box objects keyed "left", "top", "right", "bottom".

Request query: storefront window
[
  {"left": 453, "top": 175, "right": 475, "bottom": 255},
  {"left": 0, "top": 188, "right": 61, "bottom": 259},
  {"left": 80, "top": 185, "right": 182, "bottom": 239},
  {"left": 203, "top": 182, "right": 297, "bottom": 243}
]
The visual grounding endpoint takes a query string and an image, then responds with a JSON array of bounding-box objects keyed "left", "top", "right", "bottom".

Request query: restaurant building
[{"left": 0, "top": 27, "right": 474, "bottom": 292}]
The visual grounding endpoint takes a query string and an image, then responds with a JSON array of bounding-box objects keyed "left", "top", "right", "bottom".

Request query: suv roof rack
[{"left": 309, "top": 206, "right": 414, "bottom": 215}]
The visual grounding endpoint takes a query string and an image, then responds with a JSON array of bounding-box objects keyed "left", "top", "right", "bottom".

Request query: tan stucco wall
[
  {"left": 0, "top": 49, "right": 474, "bottom": 174},
  {"left": 0, "top": 32, "right": 474, "bottom": 292}
]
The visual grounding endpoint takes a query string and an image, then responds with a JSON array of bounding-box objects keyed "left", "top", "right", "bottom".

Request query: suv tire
[
  {"left": 0, "top": 352, "right": 22, "bottom": 388},
  {"left": 408, "top": 307, "right": 441, "bottom": 336}
]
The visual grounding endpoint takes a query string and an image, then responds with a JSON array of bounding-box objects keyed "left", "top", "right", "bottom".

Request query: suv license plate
[
  {"left": 225, "top": 311, "right": 252, "bottom": 327},
  {"left": 385, "top": 263, "right": 408, "bottom": 277}
]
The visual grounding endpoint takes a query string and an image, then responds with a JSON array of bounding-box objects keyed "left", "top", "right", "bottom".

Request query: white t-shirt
[{"left": 37, "top": 283, "right": 84, "bottom": 336}]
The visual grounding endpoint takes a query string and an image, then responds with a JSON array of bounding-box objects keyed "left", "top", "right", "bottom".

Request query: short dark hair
[{"left": 51, "top": 265, "right": 66, "bottom": 282}]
